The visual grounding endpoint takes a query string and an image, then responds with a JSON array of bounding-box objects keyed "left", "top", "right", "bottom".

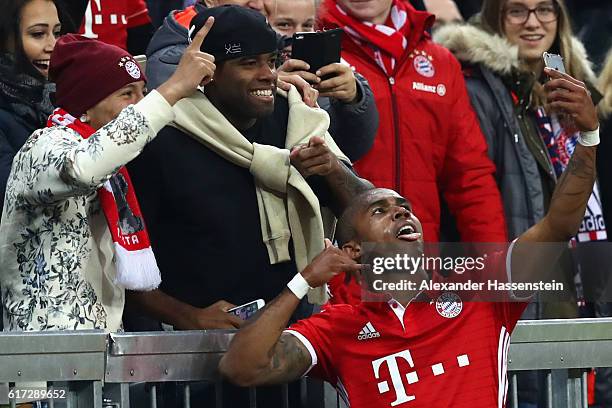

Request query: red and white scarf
[
  {"left": 535, "top": 108, "right": 607, "bottom": 243},
  {"left": 324, "top": 0, "right": 413, "bottom": 75},
  {"left": 47, "top": 108, "right": 161, "bottom": 290}
]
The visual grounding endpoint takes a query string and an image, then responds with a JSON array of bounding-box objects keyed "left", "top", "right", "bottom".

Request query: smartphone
[
  {"left": 543, "top": 52, "right": 575, "bottom": 128},
  {"left": 291, "top": 29, "right": 343, "bottom": 74},
  {"left": 543, "top": 52, "right": 566, "bottom": 74},
  {"left": 228, "top": 299, "right": 265, "bottom": 320}
]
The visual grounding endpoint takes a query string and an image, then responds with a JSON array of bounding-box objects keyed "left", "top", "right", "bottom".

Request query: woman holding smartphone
[
  {"left": 435, "top": 0, "right": 602, "bottom": 243},
  {"left": 435, "top": 2, "right": 605, "bottom": 406}
]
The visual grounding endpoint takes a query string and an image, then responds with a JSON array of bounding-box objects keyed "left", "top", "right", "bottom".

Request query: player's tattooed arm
[
  {"left": 511, "top": 144, "right": 597, "bottom": 291},
  {"left": 263, "top": 333, "right": 313, "bottom": 384},
  {"left": 516, "top": 67, "right": 598, "bottom": 245},
  {"left": 325, "top": 161, "right": 374, "bottom": 217},
  {"left": 289, "top": 135, "right": 373, "bottom": 217},
  {"left": 512, "top": 68, "right": 598, "bottom": 286},
  {"left": 219, "top": 289, "right": 311, "bottom": 386},
  {"left": 519, "top": 144, "right": 596, "bottom": 245},
  {"left": 220, "top": 245, "right": 356, "bottom": 385}
]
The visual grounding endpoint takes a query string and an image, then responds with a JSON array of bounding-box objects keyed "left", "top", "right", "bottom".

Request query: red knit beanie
[{"left": 49, "top": 34, "right": 147, "bottom": 117}]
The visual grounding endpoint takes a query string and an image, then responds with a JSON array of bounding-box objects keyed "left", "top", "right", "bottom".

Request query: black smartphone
[{"left": 291, "top": 29, "right": 343, "bottom": 74}]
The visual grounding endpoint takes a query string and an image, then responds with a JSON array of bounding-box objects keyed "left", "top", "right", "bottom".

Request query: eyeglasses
[{"left": 504, "top": 3, "right": 559, "bottom": 25}]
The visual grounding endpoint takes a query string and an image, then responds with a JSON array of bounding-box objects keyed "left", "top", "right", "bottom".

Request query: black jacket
[{"left": 0, "top": 96, "right": 40, "bottom": 214}]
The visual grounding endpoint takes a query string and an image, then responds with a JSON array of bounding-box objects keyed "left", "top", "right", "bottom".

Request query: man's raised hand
[
  {"left": 157, "top": 17, "right": 216, "bottom": 106},
  {"left": 290, "top": 136, "right": 340, "bottom": 177}
]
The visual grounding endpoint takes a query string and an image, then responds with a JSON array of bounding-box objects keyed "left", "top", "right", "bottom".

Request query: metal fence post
[
  {"left": 148, "top": 383, "right": 157, "bottom": 408},
  {"left": 510, "top": 373, "right": 518, "bottom": 408},
  {"left": 66, "top": 380, "right": 103, "bottom": 408},
  {"left": 545, "top": 370, "right": 553, "bottom": 408},
  {"left": 582, "top": 370, "right": 588, "bottom": 408},
  {"left": 248, "top": 387, "right": 257, "bottom": 408},
  {"left": 183, "top": 383, "right": 191, "bottom": 408},
  {"left": 566, "top": 369, "right": 585, "bottom": 408}
]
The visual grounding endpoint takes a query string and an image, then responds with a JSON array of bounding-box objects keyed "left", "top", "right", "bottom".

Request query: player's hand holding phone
[{"left": 544, "top": 67, "right": 598, "bottom": 133}]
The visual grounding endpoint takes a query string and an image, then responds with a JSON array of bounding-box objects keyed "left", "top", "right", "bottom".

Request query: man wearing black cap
[
  {"left": 145, "top": 0, "right": 379, "bottom": 163},
  {"left": 126, "top": 4, "right": 369, "bottom": 331},
  {"left": 126, "top": 6, "right": 370, "bottom": 405}
]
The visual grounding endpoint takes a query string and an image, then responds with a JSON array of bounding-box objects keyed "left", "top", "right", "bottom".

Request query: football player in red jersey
[{"left": 219, "top": 68, "right": 601, "bottom": 408}]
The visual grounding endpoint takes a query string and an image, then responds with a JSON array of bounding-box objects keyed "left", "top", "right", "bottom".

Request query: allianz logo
[{"left": 412, "top": 82, "right": 447, "bottom": 97}]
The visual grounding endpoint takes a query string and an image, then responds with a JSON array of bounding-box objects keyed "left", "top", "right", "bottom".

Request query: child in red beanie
[{"left": 0, "top": 20, "right": 215, "bottom": 333}]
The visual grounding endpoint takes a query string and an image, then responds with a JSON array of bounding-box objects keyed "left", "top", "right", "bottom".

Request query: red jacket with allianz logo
[{"left": 319, "top": 1, "right": 507, "bottom": 243}]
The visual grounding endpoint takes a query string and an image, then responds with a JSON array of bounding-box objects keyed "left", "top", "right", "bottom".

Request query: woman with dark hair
[{"left": 0, "top": 0, "right": 61, "bottom": 214}]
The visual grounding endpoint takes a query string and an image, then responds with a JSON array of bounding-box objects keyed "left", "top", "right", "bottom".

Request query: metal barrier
[
  {"left": 0, "top": 330, "right": 107, "bottom": 407},
  {"left": 1, "top": 318, "right": 612, "bottom": 407},
  {"left": 507, "top": 318, "right": 612, "bottom": 408}
]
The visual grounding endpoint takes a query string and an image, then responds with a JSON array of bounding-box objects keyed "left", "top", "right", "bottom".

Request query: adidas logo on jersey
[{"left": 357, "top": 322, "right": 381, "bottom": 340}]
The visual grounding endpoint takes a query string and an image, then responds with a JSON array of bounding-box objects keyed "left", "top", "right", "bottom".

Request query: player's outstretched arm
[
  {"left": 511, "top": 69, "right": 599, "bottom": 285},
  {"left": 219, "top": 240, "right": 362, "bottom": 386},
  {"left": 218, "top": 289, "right": 311, "bottom": 386},
  {"left": 517, "top": 68, "right": 599, "bottom": 245}
]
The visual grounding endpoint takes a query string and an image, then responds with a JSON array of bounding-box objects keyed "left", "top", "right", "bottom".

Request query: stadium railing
[{"left": 1, "top": 318, "right": 611, "bottom": 408}]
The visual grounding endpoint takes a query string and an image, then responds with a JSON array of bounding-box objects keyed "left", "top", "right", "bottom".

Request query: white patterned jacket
[{"left": 0, "top": 91, "right": 173, "bottom": 332}]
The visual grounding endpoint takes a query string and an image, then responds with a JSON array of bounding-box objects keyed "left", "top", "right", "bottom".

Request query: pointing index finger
[{"left": 190, "top": 16, "right": 214, "bottom": 50}]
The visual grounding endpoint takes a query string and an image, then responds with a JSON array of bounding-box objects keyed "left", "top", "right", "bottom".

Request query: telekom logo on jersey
[
  {"left": 372, "top": 349, "right": 471, "bottom": 406},
  {"left": 82, "top": 0, "right": 128, "bottom": 39}
]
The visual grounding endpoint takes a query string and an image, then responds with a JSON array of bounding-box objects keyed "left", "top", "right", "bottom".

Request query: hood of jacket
[
  {"left": 433, "top": 22, "right": 596, "bottom": 84},
  {"left": 145, "top": 4, "right": 206, "bottom": 58}
]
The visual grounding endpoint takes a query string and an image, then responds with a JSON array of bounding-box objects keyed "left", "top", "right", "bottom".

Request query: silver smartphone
[
  {"left": 228, "top": 299, "right": 265, "bottom": 320},
  {"left": 543, "top": 52, "right": 566, "bottom": 74}
]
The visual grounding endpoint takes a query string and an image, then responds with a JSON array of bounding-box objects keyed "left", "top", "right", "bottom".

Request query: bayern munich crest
[
  {"left": 435, "top": 292, "right": 463, "bottom": 318},
  {"left": 414, "top": 55, "right": 435, "bottom": 78},
  {"left": 119, "top": 56, "right": 141, "bottom": 79},
  {"left": 125, "top": 60, "right": 141, "bottom": 79}
]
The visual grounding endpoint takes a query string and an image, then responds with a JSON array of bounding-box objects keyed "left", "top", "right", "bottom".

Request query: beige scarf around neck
[{"left": 170, "top": 85, "right": 349, "bottom": 304}]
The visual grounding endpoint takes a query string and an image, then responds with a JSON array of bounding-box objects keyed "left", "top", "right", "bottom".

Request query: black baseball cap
[{"left": 189, "top": 5, "right": 281, "bottom": 62}]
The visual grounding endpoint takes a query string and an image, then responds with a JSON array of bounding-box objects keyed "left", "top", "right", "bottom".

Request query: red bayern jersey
[
  {"left": 79, "top": 0, "right": 151, "bottom": 50},
  {"left": 286, "top": 249, "right": 528, "bottom": 408}
]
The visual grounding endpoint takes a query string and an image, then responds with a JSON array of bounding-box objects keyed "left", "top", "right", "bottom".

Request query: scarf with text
[
  {"left": 47, "top": 108, "right": 161, "bottom": 290},
  {"left": 535, "top": 108, "right": 607, "bottom": 242}
]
